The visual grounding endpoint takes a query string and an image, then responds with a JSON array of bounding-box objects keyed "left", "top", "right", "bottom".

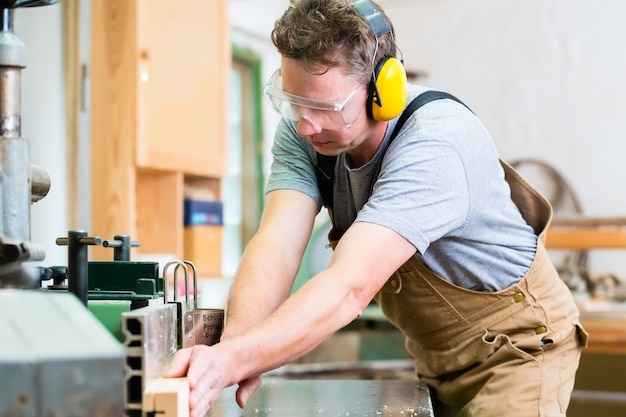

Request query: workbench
[{"left": 207, "top": 379, "right": 434, "bottom": 417}]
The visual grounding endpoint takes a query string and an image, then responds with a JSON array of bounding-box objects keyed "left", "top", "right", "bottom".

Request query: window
[{"left": 222, "top": 47, "right": 265, "bottom": 277}]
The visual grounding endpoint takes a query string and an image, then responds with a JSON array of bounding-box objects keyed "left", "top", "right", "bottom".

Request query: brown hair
[{"left": 271, "top": 0, "right": 397, "bottom": 85}]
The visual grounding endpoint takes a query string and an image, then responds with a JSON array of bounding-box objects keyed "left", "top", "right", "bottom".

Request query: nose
[{"left": 295, "top": 114, "right": 322, "bottom": 136}]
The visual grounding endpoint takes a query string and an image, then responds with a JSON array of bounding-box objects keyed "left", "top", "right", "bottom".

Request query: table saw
[{"left": 208, "top": 379, "right": 433, "bottom": 417}]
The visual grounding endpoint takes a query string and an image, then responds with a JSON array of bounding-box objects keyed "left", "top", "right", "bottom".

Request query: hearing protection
[{"left": 349, "top": 0, "right": 408, "bottom": 121}]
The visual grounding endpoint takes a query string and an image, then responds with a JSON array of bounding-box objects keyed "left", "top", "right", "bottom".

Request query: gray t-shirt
[{"left": 267, "top": 85, "right": 537, "bottom": 291}]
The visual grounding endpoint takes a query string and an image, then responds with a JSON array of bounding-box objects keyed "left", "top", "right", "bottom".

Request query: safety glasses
[{"left": 263, "top": 69, "right": 364, "bottom": 131}]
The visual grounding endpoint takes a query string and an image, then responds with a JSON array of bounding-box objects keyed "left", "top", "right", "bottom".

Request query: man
[{"left": 166, "top": 1, "right": 587, "bottom": 416}]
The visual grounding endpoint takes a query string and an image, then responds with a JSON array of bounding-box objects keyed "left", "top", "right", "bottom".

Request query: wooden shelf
[{"left": 546, "top": 217, "right": 626, "bottom": 249}]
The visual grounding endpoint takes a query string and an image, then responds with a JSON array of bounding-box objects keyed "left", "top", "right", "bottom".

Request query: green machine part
[
  {"left": 88, "top": 261, "right": 163, "bottom": 301},
  {"left": 88, "top": 299, "right": 132, "bottom": 342},
  {"left": 85, "top": 261, "right": 163, "bottom": 342}
]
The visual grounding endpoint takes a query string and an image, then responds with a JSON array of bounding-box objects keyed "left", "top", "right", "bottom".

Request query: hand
[
  {"left": 165, "top": 345, "right": 228, "bottom": 417},
  {"left": 235, "top": 375, "right": 263, "bottom": 408}
]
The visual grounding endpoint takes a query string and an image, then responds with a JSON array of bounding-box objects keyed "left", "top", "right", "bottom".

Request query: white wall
[
  {"left": 386, "top": 0, "right": 626, "bottom": 214},
  {"left": 230, "top": 0, "right": 626, "bottom": 278},
  {"left": 15, "top": 3, "right": 68, "bottom": 268}
]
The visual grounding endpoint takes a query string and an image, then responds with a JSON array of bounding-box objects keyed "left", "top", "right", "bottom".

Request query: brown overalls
[{"left": 330, "top": 161, "right": 588, "bottom": 417}]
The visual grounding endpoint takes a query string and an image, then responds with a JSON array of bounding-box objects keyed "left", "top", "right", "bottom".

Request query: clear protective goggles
[{"left": 263, "top": 69, "right": 364, "bottom": 131}]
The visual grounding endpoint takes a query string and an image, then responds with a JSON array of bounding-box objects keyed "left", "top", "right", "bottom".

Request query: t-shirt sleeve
[{"left": 266, "top": 119, "right": 323, "bottom": 206}]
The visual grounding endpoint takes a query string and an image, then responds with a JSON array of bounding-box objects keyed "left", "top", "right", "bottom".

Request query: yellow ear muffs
[{"left": 368, "top": 56, "right": 408, "bottom": 121}]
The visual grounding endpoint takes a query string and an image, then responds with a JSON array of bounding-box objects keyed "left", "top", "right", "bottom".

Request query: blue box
[{"left": 183, "top": 199, "right": 223, "bottom": 226}]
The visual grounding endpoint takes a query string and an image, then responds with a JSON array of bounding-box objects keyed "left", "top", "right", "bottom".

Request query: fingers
[
  {"left": 163, "top": 347, "right": 192, "bottom": 377},
  {"left": 189, "top": 389, "right": 217, "bottom": 417},
  {"left": 186, "top": 346, "right": 222, "bottom": 417},
  {"left": 163, "top": 345, "right": 233, "bottom": 417},
  {"left": 163, "top": 346, "right": 215, "bottom": 417},
  {"left": 235, "top": 375, "right": 263, "bottom": 408},
  {"left": 184, "top": 345, "right": 214, "bottom": 388}
]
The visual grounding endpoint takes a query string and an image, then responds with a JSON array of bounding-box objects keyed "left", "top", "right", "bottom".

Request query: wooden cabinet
[
  {"left": 134, "top": 0, "right": 229, "bottom": 176},
  {"left": 90, "top": 0, "right": 229, "bottom": 267}
]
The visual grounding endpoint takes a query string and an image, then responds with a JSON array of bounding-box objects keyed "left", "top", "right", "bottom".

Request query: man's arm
[
  {"left": 166, "top": 195, "right": 417, "bottom": 416},
  {"left": 217, "top": 220, "right": 417, "bottom": 374},
  {"left": 222, "top": 188, "right": 319, "bottom": 340},
  {"left": 218, "top": 189, "right": 319, "bottom": 407}
]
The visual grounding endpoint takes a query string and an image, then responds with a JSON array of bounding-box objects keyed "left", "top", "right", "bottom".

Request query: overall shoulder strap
[
  {"left": 315, "top": 90, "right": 471, "bottom": 208},
  {"left": 316, "top": 153, "right": 337, "bottom": 208},
  {"left": 388, "top": 90, "right": 471, "bottom": 144}
]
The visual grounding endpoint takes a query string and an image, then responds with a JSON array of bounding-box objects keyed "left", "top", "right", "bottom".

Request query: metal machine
[
  {"left": 0, "top": 0, "right": 52, "bottom": 288},
  {"left": 0, "top": 2, "right": 126, "bottom": 416}
]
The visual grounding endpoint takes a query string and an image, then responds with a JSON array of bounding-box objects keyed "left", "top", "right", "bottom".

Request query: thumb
[
  {"left": 235, "top": 375, "right": 263, "bottom": 408},
  {"left": 164, "top": 347, "right": 192, "bottom": 377}
]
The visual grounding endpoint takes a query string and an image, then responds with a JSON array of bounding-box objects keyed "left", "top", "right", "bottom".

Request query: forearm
[
  {"left": 218, "top": 222, "right": 417, "bottom": 385},
  {"left": 217, "top": 265, "right": 367, "bottom": 385},
  {"left": 222, "top": 190, "right": 318, "bottom": 341},
  {"left": 222, "top": 235, "right": 300, "bottom": 339}
]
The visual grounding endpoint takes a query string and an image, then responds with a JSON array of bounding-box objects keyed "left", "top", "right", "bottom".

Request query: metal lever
[
  {"left": 102, "top": 234, "right": 140, "bottom": 261},
  {"left": 56, "top": 230, "right": 102, "bottom": 306}
]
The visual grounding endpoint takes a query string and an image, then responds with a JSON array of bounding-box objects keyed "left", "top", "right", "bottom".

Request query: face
[{"left": 279, "top": 58, "right": 386, "bottom": 162}]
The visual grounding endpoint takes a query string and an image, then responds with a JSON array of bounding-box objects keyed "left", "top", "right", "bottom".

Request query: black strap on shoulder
[
  {"left": 316, "top": 153, "right": 338, "bottom": 207},
  {"left": 315, "top": 90, "right": 471, "bottom": 208},
  {"left": 388, "top": 91, "right": 471, "bottom": 144}
]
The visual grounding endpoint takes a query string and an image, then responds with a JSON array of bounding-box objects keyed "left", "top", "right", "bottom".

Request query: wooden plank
[
  {"left": 143, "top": 377, "right": 190, "bottom": 417},
  {"left": 63, "top": 0, "right": 81, "bottom": 229}
]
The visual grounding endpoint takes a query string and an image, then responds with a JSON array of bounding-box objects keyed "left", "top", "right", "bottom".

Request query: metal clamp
[
  {"left": 162, "top": 260, "right": 192, "bottom": 348},
  {"left": 163, "top": 260, "right": 193, "bottom": 306},
  {"left": 181, "top": 260, "right": 224, "bottom": 347},
  {"left": 184, "top": 260, "right": 199, "bottom": 310}
]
